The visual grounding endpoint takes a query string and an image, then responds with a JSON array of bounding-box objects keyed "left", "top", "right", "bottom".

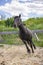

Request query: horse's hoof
[
  {"left": 27, "top": 50, "right": 31, "bottom": 53},
  {"left": 34, "top": 46, "right": 36, "bottom": 49},
  {"left": 35, "top": 47, "right": 36, "bottom": 49},
  {"left": 34, "top": 47, "right": 36, "bottom": 49},
  {"left": 32, "top": 51, "right": 34, "bottom": 53}
]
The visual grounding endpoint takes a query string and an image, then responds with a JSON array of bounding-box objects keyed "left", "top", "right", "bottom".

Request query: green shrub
[{"left": 5, "top": 17, "right": 14, "bottom": 27}]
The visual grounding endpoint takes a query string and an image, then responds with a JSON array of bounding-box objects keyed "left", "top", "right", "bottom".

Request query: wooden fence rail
[
  {"left": 32, "top": 30, "right": 43, "bottom": 33},
  {"left": 0, "top": 30, "right": 43, "bottom": 35},
  {"left": 0, "top": 31, "right": 18, "bottom": 35},
  {"left": 0, "top": 30, "right": 43, "bottom": 42}
]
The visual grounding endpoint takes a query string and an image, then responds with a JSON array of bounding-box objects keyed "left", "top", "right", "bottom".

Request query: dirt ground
[{"left": 0, "top": 45, "right": 43, "bottom": 65}]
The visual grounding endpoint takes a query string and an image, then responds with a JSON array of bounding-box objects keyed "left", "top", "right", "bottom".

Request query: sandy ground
[{"left": 0, "top": 45, "right": 43, "bottom": 65}]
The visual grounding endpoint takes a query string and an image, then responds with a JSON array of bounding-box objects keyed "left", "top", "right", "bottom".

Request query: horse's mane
[{"left": 14, "top": 16, "right": 19, "bottom": 19}]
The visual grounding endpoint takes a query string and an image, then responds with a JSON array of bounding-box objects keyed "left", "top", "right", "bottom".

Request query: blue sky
[
  {"left": 0, "top": 0, "right": 11, "bottom": 6},
  {"left": 0, "top": 0, "right": 43, "bottom": 20}
]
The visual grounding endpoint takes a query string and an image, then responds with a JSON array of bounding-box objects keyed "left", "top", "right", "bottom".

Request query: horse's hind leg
[
  {"left": 22, "top": 40, "right": 30, "bottom": 53},
  {"left": 27, "top": 40, "right": 34, "bottom": 53},
  {"left": 32, "top": 41, "right": 36, "bottom": 49}
]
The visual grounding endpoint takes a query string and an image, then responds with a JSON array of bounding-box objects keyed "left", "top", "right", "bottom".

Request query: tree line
[
  {"left": 0, "top": 17, "right": 14, "bottom": 27},
  {"left": 0, "top": 17, "right": 43, "bottom": 29}
]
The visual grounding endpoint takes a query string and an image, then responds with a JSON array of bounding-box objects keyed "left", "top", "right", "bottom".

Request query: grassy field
[
  {"left": 0, "top": 17, "right": 43, "bottom": 47},
  {"left": 33, "top": 33, "right": 43, "bottom": 47},
  {"left": 0, "top": 33, "right": 43, "bottom": 47},
  {"left": 24, "top": 17, "right": 43, "bottom": 30}
]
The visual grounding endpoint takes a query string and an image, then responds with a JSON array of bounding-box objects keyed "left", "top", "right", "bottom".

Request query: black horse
[{"left": 13, "top": 14, "right": 36, "bottom": 53}]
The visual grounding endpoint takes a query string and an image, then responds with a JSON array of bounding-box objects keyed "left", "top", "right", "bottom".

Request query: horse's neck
[{"left": 18, "top": 24, "right": 25, "bottom": 32}]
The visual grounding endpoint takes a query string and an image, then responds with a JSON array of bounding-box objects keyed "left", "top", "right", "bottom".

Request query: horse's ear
[{"left": 19, "top": 14, "right": 21, "bottom": 18}]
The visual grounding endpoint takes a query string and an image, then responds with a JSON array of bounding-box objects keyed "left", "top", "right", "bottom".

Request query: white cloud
[
  {"left": 0, "top": 0, "right": 43, "bottom": 20},
  {"left": 0, "top": 15, "right": 1, "bottom": 19},
  {"left": 32, "top": 0, "right": 43, "bottom": 3}
]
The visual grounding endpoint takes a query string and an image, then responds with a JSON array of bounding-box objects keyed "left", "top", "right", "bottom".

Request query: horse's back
[{"left": 19, "top": 27, "right": 32, "bottom": 40}]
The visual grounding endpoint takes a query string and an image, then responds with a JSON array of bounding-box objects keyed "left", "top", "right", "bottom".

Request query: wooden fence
[
  {"left": 0, "top": 30, "right": 43, "bottom": 34},
  {"left": 0, "top": 30, "right": 43, "bottom": 42}
]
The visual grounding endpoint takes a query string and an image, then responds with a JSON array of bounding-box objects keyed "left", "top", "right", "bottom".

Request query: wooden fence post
[{"left": 34, "top": 33, "right": 40, "bottom": 41}]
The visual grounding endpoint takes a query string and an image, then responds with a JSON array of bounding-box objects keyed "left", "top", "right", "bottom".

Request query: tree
[{"left": 5, "top": 17, "right": 14, "bottom": 27}]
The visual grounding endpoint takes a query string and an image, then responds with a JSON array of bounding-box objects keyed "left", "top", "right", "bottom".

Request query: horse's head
[
  {"left": 13, "top": 14, "right": 25, "bottom": 28},
  {"left": 13, "top": 14, "right": 22, "bottom": 28}
]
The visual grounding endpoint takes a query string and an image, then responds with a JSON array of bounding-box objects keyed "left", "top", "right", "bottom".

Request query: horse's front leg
[{"left": 22, "top": 40, "right": 30, "bottom": 53}]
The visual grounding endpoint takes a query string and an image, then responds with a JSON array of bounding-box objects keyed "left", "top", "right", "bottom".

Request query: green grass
[
  {"left": 0, "top": 25, "right": 18, "bottom": 31},
  {"left": 34, "top": 41, "right": 43, "bottom": 47},
  {"left": 33, "top": 33, "right": 43, "bottom": 47},
  {"left": 0, "top": 33, "right": 43, "bottom": 47},
  {"left": 0, "top": 17, "right": 43, "bottom": 47},
  {"left": 0, "top": 34, "right": 23, "bottom": 45},
  {"left": 24, "top": 17, "right": 43, "bottom": 30}
]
